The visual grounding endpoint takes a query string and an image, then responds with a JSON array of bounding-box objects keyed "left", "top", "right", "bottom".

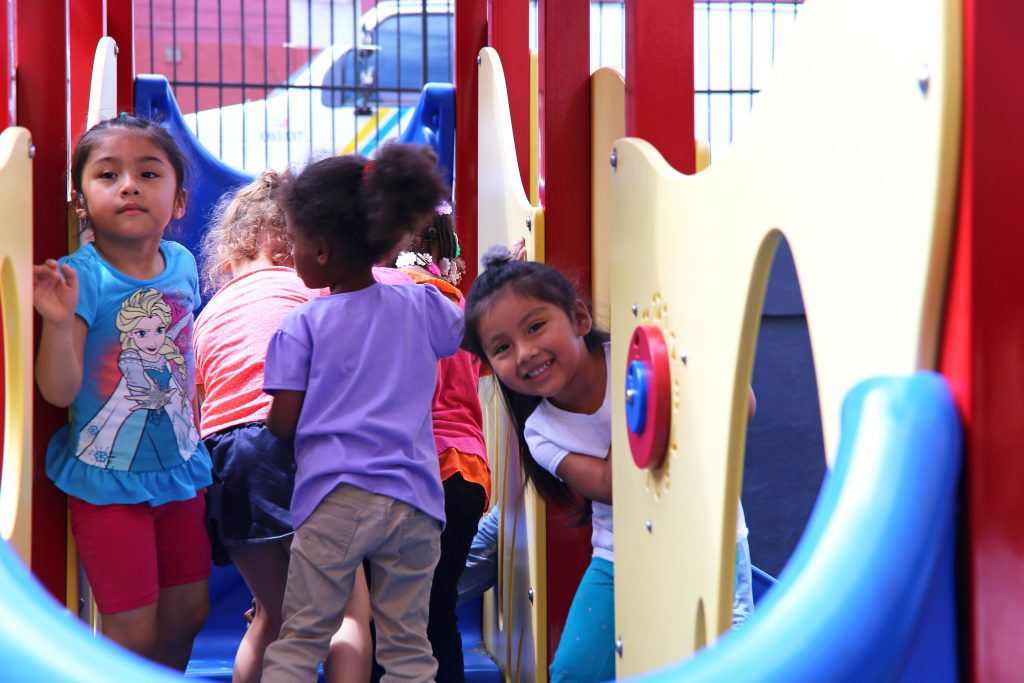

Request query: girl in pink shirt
[
  {"left": 394, "top": 202, "right": 490, "bottom": 682},
  {"left": 193, "top": 171, "right": 373, "bottom": 683}
]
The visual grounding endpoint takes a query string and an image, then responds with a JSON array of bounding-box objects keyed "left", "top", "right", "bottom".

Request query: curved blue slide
[
  {"left": 0, "top": 371, "right": 962, "bottom": 681},
  {"left": 636, "top": 372, "right": 963, "bottom": 683}
]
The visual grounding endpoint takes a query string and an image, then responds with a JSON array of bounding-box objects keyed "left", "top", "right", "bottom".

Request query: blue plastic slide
[
  {"left": 134, "top": 74, "right": 254, "bottom": 286},
  {"left": 635, "top": 372, "right": 962, "bottom": 683},
  {"left": 0, "top": 535, "right": 188, "bottom": 682},
  {"left": 397, "top": 82, "right": 456, "bottom": 191}
]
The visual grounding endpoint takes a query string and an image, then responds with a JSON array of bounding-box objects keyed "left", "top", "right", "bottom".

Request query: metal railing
[{"left": 136, "top": 0, "right": 803, "bottom": 171}]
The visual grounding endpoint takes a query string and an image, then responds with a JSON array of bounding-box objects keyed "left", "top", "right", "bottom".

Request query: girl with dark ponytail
[
  {"left": 461, "top": 247, "right": 756, "bottom": 683},
  {"left": 260, "top": 143, "right": 461, "bottom": 682},
  {"left": 462, "top": 246, "right": 613, "bottom": 683}
]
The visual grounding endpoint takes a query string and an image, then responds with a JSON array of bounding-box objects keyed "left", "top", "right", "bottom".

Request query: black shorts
[{"left": 204, "top": 422, "right": 296, "bottom": 566}]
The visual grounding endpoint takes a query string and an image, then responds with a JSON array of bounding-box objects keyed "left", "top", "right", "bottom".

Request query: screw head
[
  {"left": 631, "top": 304, "right": 638, "bottom": 317},
  {"left": 645, "top": 519, "right": 653, "bottom": 533},
  {"left": 917, "top": 65, "right": 930, "bottom": 96},
  {"left": 477, "top": 55, "right": 482, "bottom": 65},
  {"left": 526, "top": 215, "right": 533, "bottom": 232},
  {"left": 528, "top": 587, "right": 534, "bottom": 604},
  {"left": 27, "top": 144, "right": 35, "bottom": 159},
  {"left": 610, "top": 148, "right": 618, "bottom": 169},
  {"left": 615, "top": 637, "right": 624, "bottom": 657},
  {"left": 680, "top": 351, "right": 688, "bottom": 365}
]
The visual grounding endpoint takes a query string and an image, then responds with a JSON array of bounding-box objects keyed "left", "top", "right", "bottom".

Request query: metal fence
[{"left": 135, "top": 0, "right": 803, "bottom": 171}]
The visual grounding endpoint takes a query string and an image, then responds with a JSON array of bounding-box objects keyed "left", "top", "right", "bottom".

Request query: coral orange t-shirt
[{"left": 193, "top": 267, "right": 321, "bottom": 438}]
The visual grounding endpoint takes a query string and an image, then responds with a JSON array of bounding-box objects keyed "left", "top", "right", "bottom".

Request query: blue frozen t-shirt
[{"left": 45, "top": 241, "right": 212, "bottom": 505}]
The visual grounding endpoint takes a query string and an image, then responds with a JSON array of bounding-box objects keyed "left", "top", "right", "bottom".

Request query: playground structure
[{"left": 0, "top": 0, "right": 1022, "bottom": 681}]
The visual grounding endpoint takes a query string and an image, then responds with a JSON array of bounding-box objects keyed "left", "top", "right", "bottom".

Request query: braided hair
[{"left": 417, "top": 206, "right": 459, "bottom": 261}]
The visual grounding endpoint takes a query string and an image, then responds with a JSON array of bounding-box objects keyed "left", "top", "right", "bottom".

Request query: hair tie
[{"left": 362, "top": 160, "right": 375, "bottom": 182}]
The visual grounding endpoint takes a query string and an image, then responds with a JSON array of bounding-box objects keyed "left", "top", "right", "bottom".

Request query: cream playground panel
[
  {"left": 0, "top": 127, "right": 36, "bottom": 566},
  {"left": 591, "top": 66, "right": 711, "bottom": 332},
  {"left": 477, "top": 46, "right": 547, "bottom": 683},
  {"left": 608, "top": 0, "right": 960, "bottom": 676},
  {"left": 71, "top": 36, "right": 121, "bottom": 628},
  {"left": 87, "top": 37, "right": 118, "bottom": 129}
]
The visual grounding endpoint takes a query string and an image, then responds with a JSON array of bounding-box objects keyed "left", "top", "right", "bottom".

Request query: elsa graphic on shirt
[{"left": 76, "top": 287, "right": 200, "bottom": 472}]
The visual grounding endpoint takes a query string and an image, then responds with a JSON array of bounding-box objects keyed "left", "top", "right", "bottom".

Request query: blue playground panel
[{"left": 751, "top": 565, "right": 777, "bottom": 604}]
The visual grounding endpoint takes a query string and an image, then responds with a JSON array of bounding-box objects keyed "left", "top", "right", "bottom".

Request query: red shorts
[{"left": 69, "top": 493, "right": 212, "bottom": 614}]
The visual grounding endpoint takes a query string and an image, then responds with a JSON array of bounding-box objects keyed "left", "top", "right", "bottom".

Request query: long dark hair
[
  {"left": 282, "top": 142, "right": 448, "bottom": 265},
  {"left": 464, "top": 246, "right": 609, "bottom": 525}
]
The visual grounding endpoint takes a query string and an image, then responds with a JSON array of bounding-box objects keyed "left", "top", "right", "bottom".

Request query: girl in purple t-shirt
[
  {"left": 193, "top": 170, "right": 375, "bottom": 683},
  {"left": 261, "top": 143, "right": 461, "bottom": 683}
]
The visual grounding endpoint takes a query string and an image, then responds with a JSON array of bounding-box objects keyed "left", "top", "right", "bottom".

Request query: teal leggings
[
  {"left": 549, "top": 557, "right": 616, "bottom": 683},
  {"left": 549, "top": 541, "right": 755, "bottom": 682}
]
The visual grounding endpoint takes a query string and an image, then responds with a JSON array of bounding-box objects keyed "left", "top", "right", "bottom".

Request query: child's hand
[
  {"left": 510, "top": 236, "right": 528, "bottom": 262},
  {"left": 33, "top": 259, "right": 78, "bottom": 324}
]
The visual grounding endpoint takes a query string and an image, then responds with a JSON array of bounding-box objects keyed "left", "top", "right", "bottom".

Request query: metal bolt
[
  {"left": 610, "top": 148, "right": 617, "bottom": 169},
  {"left": 680, "top": 351, "right": 688, "bottom": 365},
  {"left": 114, "top": 45, "right": 120, "bottom": 57},
  {"left": 27, "top": 144, "right": 35, "bottom": 159},
  {"left": 477, "top": 55, "right": 482, "bottom": 65},
  {"left": 526, "top": 215, "right": 533, "bottom": 232},
  {"left": 631, "top": 304, "right": 638, "bottom": 317},
  {"left": 528, "top": 587, "right": 534, "bottom": 604},
  {"left": 625, "top": 388, "right": 637, "bottom": 405},
  {"left": 615, "top": 637, "right": 624, "bottom": 657},
  {"left": 917, "top": 65, "right": 930, "bottom": 96},
  {"left": 645, "top": 519, "right": 653, "bottom": 534}
]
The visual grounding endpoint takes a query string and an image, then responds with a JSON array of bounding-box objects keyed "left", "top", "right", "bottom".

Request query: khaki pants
[{"left": 262, "top": 484, "right": 441, "bottom": 683}]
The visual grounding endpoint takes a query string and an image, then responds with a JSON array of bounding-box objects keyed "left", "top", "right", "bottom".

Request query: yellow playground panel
[
  {"left": 591, "top": 66, "right": 711, "bottom": 331},
  {"left": 476, "top": 45, "right": 548, "bottom": 683},
  {"left": 0, "top": 127, "right": 36, "bottom": 567},
  {"left": 608, "top": 0, "right": 960, "bottom": 676}
]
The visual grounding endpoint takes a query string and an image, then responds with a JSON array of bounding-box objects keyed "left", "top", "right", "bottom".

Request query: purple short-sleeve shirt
[{"left": 264, "top": 282, "right": 462, "bottom": 527}]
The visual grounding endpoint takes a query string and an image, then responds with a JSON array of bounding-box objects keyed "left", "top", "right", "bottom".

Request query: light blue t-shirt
[
  {"left": 263, "top": 282, "right": 463, "bottom": 528},
  {"left": 45, "top": 241, "right": 212, "bottom": 505}
]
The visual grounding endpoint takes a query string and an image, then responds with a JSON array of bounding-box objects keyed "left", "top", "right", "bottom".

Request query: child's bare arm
[
  {"left": 34, "top": 260, "right": 85, "bottom": 407},
  {"left": 556, "top": 449, "right": 613, "bottom": 504},
  {"left": 267, "top": 390, "right": 304, "bottom": 439}
]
